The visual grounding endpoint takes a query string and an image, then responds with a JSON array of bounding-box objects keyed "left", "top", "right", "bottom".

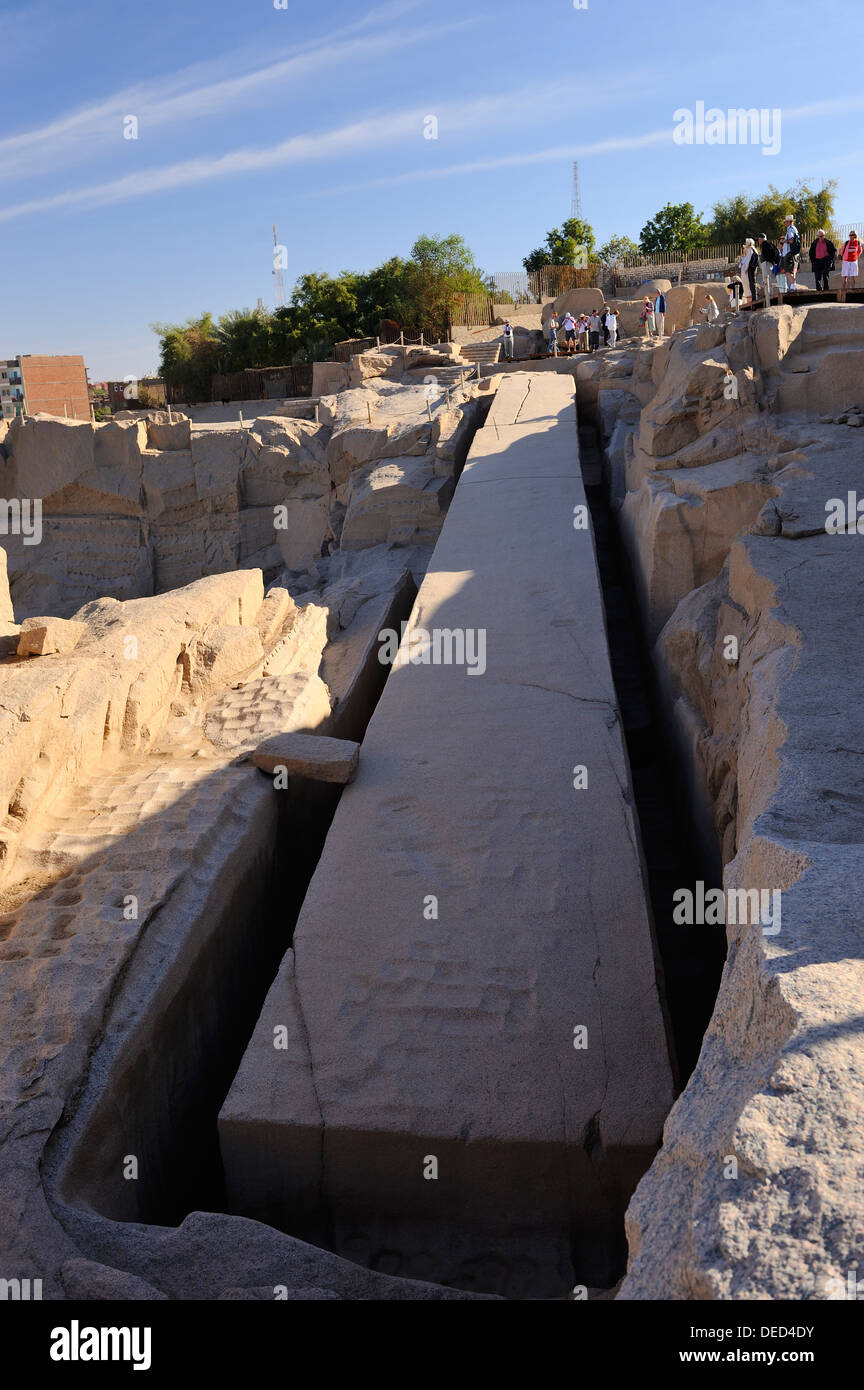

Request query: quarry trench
[
  {"left": 580, "top": 421, "right": 727, "bottom": 1083},
  {"left": 39, "top": 373, "right": 728, "bottom": 1301},
  {"left": 3, "top": 311, "right": 862, "bottom": 1302},
  {"left": 43, "top": 607, "right": 429, "bottom": 1242}
]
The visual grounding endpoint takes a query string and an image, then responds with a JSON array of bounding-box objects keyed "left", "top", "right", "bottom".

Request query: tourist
[
  {"left": 501, "top": 319, "right": 515, "bottom": 359},
  {"left": 739, "top": 238, "right": 758, "bottom": 306},
  {"left": 653, "top": 289, "right": 667, "bottom": 337},
  {"left": 605, "top": 305, "right": 620, "bottom": 349},
  {"left": 547, "top": 313, "right": 560, "bottom": 356},
  {"left": 756, "top": 233, "right": 781, "bottom": 306},
  {"left": 727, "top": 276, "right": 744, "bottom": 310},
  {"left": 562, "top": 311, "right": 578, "bottom": 355},
  {"left": 838, "top": 231, "right": 862, "bottom": 299},
  {"left": 698, "top": 293, "right": 720, "bottom": 322},
  {"left": 640, "top": 297, "right": 656, "bottom": 337},
  {"left": 577, "top": 314, "right": 590, "bottom": 353},
  {"left": 808, "top": 230, "right": 837, "bottom": 293},
  {"left": 588, "top": 309, "right": 601, "bottom": 353},
  {"left": 781, "top": 214, "right": 801, "bottom": 291}
]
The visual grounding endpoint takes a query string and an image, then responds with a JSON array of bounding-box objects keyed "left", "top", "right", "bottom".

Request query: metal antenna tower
[
  {"left": 571, "top": 162, "right": 582, "bottom": 220},
  {"left": 272, "top": 224, "right": 287, "bottom": 308}
]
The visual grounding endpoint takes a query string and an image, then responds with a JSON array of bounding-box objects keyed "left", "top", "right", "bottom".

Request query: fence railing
[
  {"left": 612, "top": 255, "right": 732, "bottom": 289},
  {"left": 612, "top": 225, "right": 864, "bottom": 284},
  {"left": 452, "top": 292, "right": 495, "bottom": 328},
  {"left": 484, "top": 265, "right": 601, "bottom": 307},
  {"left": 210, "top": 365, "right": 313, "bottom": 402}
]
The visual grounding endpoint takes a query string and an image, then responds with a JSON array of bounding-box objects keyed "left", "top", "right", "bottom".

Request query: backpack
[{"left": 763, "top": 241, "right": 780, "bottom": 266}]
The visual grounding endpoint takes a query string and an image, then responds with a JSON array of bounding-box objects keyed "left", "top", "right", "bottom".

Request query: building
[
  {"left": 105, "top": 378, "right": 166, "bottom": 412},
  {"left": 0, "top": 360, "right": 25, "bottom": 420},
  {"left": 0, "top": 355, "right": 90, "bottom": 421}
]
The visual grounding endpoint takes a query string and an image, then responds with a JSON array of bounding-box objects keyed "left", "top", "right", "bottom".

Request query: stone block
[
  {"left": 17, "top": 616, "right": 87, "bottom": 656},
  {"left": 253, "top": 732, "right": 359, "bottom": 782}
]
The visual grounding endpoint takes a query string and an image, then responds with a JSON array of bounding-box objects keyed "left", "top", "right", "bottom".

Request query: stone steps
[{"left": 458, "top": 342, "right": 501, "bottom": 364}]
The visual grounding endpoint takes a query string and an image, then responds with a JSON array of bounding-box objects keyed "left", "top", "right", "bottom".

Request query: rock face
[
  {"left": 0, "top": 525, "right": 462, "bottom": 1301},
  {"left": 5, "top": 313, "right": 864, "bottom": 1303},
  {"left": 544, "top": 287, "right": 605, "bottom": 322},
  {"left": 588, "top": 303, "right": 864, "bottom": 1300},
  {"left": 0, "top": 385, "right": 485, "bottom": 620},
  {"left": 0, "top": 375, "right": 465, "bottom": 1304},
  {"left": 218, "top": 374, "right": 675, "bottom": 1299}
]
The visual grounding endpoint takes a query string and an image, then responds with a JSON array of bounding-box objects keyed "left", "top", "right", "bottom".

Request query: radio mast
[
  {"left": 571, "top": 162, "right": 582, "bottom": 220},
  {"left": 272, "top": 224, "right": 287, "bottom": 308}
]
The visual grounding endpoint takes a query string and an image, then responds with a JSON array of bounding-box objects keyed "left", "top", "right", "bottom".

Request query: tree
[
  {"left": 523, "top": 217, "right": 597, "bottom": 272},
  {"left": 710, "top": 179, "right": 838, "bottom": 243},
  {"left": 597, "top": 234, "right": 641, "bottom": 266},
  {"left": 289, "top": 271, "right": 361, "bottom": 344},
  {"left": 151, "top": 231, "right": 488, "bottom": 393},
  {"left": 409, "top": 233, "right": 486, "bottom": 336},
  {"left": 214, "top": 306, "right": 273, "bottom": 371},
  {"left": 152, "top": 313, "right": 221, "bottom": 399},
  {"left": 639, "top": 203, "right": 709, "bottom": 256},
  {"left": 353, "top": 255, "right": 421, "bottom": 335}
]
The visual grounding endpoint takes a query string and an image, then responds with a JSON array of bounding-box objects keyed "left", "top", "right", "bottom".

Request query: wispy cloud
[
  {"left": 301, "top": 129, "right": 675, "bottom": 198},
  {"left": 0, "top": 5, "right": 475, "bottom": 181},
  {"left": 0, "top": 89, "right": 618, "bottom": 224}
]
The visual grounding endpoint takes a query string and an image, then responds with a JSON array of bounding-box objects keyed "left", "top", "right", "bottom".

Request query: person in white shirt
[
  {"left": 604, "top": 307, "right": 619, "bottom": 348},
  {"left": 546, "top": 314, "right": 560, "bottom": 356},
  {"left": 501, "top": 320, "right": 514, "bottom": 359},
  {"left": 561, "top": 311, "right": 578, "bottom": 355},
  {"left": 739, "top": 239, "right": 757, "bottom": 306},
  {"left": 699, "top": 293, "right": 720, "bottom": 322}
]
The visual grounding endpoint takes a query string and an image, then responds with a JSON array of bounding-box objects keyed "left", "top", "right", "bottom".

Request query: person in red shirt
[{"left": 838, "top": 231, "right": 862, "bottom": 300}]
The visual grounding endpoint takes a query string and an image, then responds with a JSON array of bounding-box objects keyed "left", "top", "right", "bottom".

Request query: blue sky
[{"left": 0, "top": 0, "right": 858, "bottom": 380}]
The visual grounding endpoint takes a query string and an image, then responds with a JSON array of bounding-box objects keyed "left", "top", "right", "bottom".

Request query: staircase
[{"left": 458, "top": 342, "right": 501, "bottom": 365}]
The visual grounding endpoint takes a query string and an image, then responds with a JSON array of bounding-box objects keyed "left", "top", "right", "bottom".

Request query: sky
[{"left": 0, "top": 0, "right": 859, "bottom": 380}]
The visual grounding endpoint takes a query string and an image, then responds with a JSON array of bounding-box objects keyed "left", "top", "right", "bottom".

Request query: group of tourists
[
  {"left": 733, "top": 217, "right": 862, "bottom": 306},
  {"left": 549, "top": 309, "right": 604, "bottom": 353},
  {"left": 499, "top": 224, "right": 863, "bottom": 363},
  {"left": 544, "top": 300, "right": 661, "bottom": 355}
]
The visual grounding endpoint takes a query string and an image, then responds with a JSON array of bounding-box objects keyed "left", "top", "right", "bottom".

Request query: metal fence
[
  {"left": 612, "top": 225, "right": 864, "bottom": 284},
  {"left": 484, "top": 265, "right": 600, "bottom": 306},
  {"left": 612, "top": 255, "right": 732, "bottom": 289},
  {"left": 452, "top": 293, "right": 495, "bottom": 328},
  {"left": 210, "top": 365, "right": 313, "bottom": 402}
]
